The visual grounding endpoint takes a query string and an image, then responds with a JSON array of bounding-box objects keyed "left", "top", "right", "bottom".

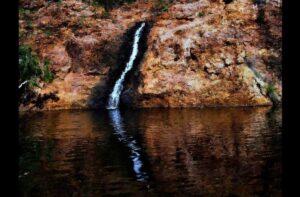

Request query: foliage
[
  {"left": 19, "top": 45, "right": 54, "bottom": 88},
  {"left": 19, "top": 8, "right": 31, "bottom": 17},
  {"left": 41, "top": 59, "right": 54, "bottom": 83},
  {"left": 19, "top": 45, "right": 41, "bottom": 86},
  {"left": 43, "top": 28, "right": 53, "bottom": 37},
  {"left": 266, "top": 83, "right": 280, "bottom": 104},
  {"left": 253, "top": 69, "right": 262, "bottom": 79},
  {"left": 26, "top": 20, "right": 33, "bottom": 30},
  {"left": 266, "top": 83, "right": 276, "bottom": 95},
  {"left": 197, "top": 11, "right": 205, "bottom": 17},
  {"left": 161, "top": 4, "right": 168, "bottom": 12}
]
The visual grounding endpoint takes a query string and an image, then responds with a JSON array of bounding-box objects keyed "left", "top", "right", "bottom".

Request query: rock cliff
[
  {"left": 134, "top": 0, "right": 282, "bottom": 107},
  {"left": 19, "top": 0, "right": 281, "bottom": 110}
]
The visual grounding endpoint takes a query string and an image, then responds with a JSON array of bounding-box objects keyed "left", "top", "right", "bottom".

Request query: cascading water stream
[
  {"left": 107, "top": 22, "right": 146, "bottom": 110},
  {"left": 107, "top": 22, "right": 149, "bottom": 185}
]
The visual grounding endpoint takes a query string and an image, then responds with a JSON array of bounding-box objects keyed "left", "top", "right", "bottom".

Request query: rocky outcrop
[
  {"left": 19, "top": 0, "right": 153, "bottom": 110},
  {"left": 132, "top": 0, "right": 282, "bottom": 108},
  {"left": 19, "top": 0, "right": 281, "bottom": 110}
]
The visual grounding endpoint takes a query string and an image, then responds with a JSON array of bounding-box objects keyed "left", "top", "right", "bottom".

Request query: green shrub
[
  {"left": 266, "top": 84, "right": 276, "bottom": 95},
  {"left": 19, "top": 45, "right": 41, "bottom": 86},
  {"left": 253, "top": 69, "right": 262, "bottom": 78},
  {"left": 26, "top": 20, "right": 33, "bottom": 29},
  {"left": 19, "top": 45, "right": 54, "bottom": 88},
  {"left": 161, "top": 4, "right": 168, "bottom": 12},
  {"left": 19, "top": 8, "right": 31, "bottom": 17},
  {"left": 197, "top": 12, "right": 205, "bottom": 17},
  {"left": 29, "top": 76, "right": 39, "bottom": 88},
  {"left": 43, "top": 29, "right": 52, "bottom": 37},
  {"left": 266, "top": 83, "right": 280, "bottom": 104}
]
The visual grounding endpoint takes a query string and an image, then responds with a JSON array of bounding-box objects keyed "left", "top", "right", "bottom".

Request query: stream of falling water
[
  {"left": 107, "top": 22, "right": 149, "bottom": 185},
  {"left": 107, "top": 22, "right": 145, "bottom": 110}
]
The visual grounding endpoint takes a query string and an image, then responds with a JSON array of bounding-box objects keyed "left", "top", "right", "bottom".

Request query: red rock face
[
  {"left": 19, "top": 0, "right": 153, "bottom": 111},
  {"left": 135, "top": 0, "right": 281, "bottom": 107},
  {"left": 19, "top": 0, "right": 281, "bottom": 110}
]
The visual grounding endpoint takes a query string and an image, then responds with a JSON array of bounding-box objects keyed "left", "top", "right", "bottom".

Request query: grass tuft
[
  {"left": 197, "top": 12, "right": 205, "bottom": 17},
  {"left": 266, "top": 83, "right": 276, "bottom": 95}
]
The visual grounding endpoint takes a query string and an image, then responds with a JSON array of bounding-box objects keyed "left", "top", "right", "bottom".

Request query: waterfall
[
  {"left": 107, "top": 22, "right": 146, "bottom": 110},
  {"left": 109, "top": 109, "right": 149, "bottom": 183}
]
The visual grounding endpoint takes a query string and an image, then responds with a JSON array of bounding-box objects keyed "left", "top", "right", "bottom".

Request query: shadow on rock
[{"left": 87, "top": 21, "right": 152, "bottom": 109}]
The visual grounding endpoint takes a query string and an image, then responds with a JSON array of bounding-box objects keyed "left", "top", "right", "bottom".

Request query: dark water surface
[{"left": 19, "top": 107, "right": 282, "bottom": 197}]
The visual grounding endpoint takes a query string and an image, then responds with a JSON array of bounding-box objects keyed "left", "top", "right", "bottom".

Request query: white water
[{"left": 107, "top": 22, "right": 146, "bottom": 110}]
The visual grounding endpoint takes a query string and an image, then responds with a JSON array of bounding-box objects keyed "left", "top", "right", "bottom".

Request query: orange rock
[
  {"left": 136, "top": 0, "right": 281, "bottom": 108},
  {"left": 19, "top": 0, "right": 281, "bottom": 110}
]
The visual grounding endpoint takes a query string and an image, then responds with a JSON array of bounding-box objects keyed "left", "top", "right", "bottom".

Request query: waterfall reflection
[{"left": 108, "top": 109, "right": 149, "bottom": 183}]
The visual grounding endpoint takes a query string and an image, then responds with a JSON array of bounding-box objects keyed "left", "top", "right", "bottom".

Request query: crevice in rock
[
  {"left": 262, "top": 55, "right": 282, "bottom": 80},
  {"left": 170, "top": 43, "right": 183, "bottom": 61},
  {"left": 223, "top": 0, "right": 234, "bottom": 4},
  {"left": 244, "top": 57, "right": 269, "bottom": 98},
  {"left": 244, "top": 53, "right": 281, "bottom": 105},
  {"left": 174, "top": 18, "right": 194, "bottom": 22},
  {"left": 255, "top": 1, "right": 281, "bottom": 51},
  {"left": 254, "top": 77, "right": 266, "bottom": 97},
  {"left": 190, "top": 51, "right": 198, "bottom": 61},
  {"left": 174, "top": 55, "right": 180, "bottom": 61},
  {"left": 246, "top": 59, "right": 281, "bottom": 105}
]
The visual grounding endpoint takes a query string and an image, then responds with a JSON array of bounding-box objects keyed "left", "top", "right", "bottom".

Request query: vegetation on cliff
[
  {"left": 18, "top": 0, "right": 282, "bottom": 111},
  {"left": 19, "top": 45, "right": 54, "bottom": 88}
]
